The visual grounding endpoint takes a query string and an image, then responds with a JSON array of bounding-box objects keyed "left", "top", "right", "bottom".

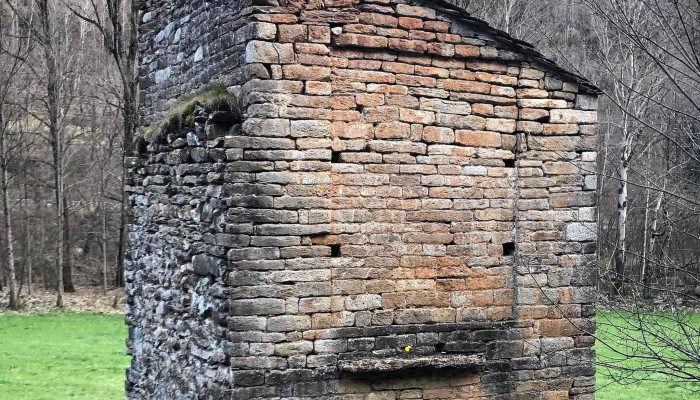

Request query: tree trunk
[
  {"left": 55, "top": 185, "right": 64, "bottom": 308},
  {"left": 101, "top": 166, "right": 108, "bottom": 293},
  {"left": 0, "top": 114, "right": 18, "bottom": 310},
  {"left": 641, "top": 178, "right": 651, "bottom": 298},
  {"left": 614, "top": 134, "right": 632, "bottom": 296},
  {"left": 115, "top": 83, "right": 137, "bottom": 288},
  {"left": 503, "top": 0, "right": 514, "bottom": 34},
  {"left": 644, "top": 190, "right": 664, "bottom": 297},
  {"left": 24, "top": 168, "right": 32, "bottom": 296},
  {"left": 39, "top": 220, "right": 48, "bottom": 290},
  {"left": 597, "top": 122, "right": 610, "bottom": 292},
  {"left": 37, "top": 0, "right": 65, "bottom": 308},
  {"left": 26, "top": 230, "right": 32, "bottom": 297},
  {"left": 116, "top": 0, "right": 139, "bottom": 288},
  {"left": 54, "top": 146, "right": 64, "bottom": 307},
  {"left": 62, "top": 196, "right": 74, "bottom": 292},
  {"left": 116, "top": 166, "right": 126, "bottom": 287}
]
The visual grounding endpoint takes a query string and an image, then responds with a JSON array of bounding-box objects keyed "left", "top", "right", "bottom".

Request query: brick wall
[{"left": 127, "top": 0, "right": 598, "bottom": 398}]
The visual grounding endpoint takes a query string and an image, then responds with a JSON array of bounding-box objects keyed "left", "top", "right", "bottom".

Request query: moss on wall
[{"left": 142, "top": 83, "right": 241, "bottom": 144}]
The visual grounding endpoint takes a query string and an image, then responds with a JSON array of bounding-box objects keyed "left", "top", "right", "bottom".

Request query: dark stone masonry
[{"left": 125, "top": 0, "right": 599, "bottom": 399}]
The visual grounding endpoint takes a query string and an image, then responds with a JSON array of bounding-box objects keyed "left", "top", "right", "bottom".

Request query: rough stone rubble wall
[
  {"left": 126, "top": 0, "right": 254, "bottom": 396},
  {"left": 137, "top": 0, "right": 255, "bottom": 123},
  {"left": 126, "top": 0, "right": 598, "bottom": 399}
]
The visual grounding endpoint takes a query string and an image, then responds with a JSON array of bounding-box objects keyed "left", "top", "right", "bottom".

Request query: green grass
[
  {"left": 595, "top": 311, "right": 700, "bottom": 400},
  {"left": 0, "top": 312, "right": 129, "bottom": 400},
  {"left": 0, "top": 311, "right": 697, "bottom": 399}
]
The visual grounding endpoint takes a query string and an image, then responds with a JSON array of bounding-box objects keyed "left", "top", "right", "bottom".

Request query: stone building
[{"left": 126, "top": 0, "right": 599, "bottom": 399}]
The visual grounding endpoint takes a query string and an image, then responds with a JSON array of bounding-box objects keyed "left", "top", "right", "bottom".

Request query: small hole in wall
[
  {"left": 331, "top": 151, "right": 341, "bottom": 163},
  {"left": 502, "top": 242, "right": 516, "bottom": 256},
  {"left": 136, "top": 137, "right": 148, "bottom": 155},
  {"left": 535, "top": 115, "right": 550, "bottom": 123},
  {"left": 263, "top": 64, "right": 273, "bottom": 77},
  {"left": 356, "top": 104, "right": 365, "bottom": 114},
  {"left": 504, "top": 159, "right": 516, "bottom": 168},
  {"left": 435, "top": 342, "right": 447, "bottom": 353},
  {"left": 330, "top": 244, "right": 341, "bottom": 257}
]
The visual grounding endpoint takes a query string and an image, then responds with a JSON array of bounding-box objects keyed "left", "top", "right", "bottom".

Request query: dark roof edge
[{"left": 428, "top": 0, "right": 603, "bottom": 95}]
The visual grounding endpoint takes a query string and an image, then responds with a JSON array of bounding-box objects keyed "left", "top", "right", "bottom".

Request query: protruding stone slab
[{"left": 338, "top": 354, "right": 485, "bottom": 373}]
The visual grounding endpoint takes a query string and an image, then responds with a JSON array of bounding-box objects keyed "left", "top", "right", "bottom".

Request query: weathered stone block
[
  {"left": 278, "top": 24, "right": 307, "bottom": 43},
  {"left": 396, "top": 4, "right": 436, "bottom": 19},
  {"left": 518, "top": 99, "right": 569, "bottom": 109},
  {"left": 192, "top": 254, "right": 222, "bottom": 277},
  {"left": 314, "top": 339, "right": 348, "bottom": 354},
  {"left": 455, "top": 130, "right": 502, "bottom": 148},
  {"left": 436, "top": 113, "right": 486, "bottom": 130},
  {"left": 291, "top": 120, "right": 332, "bottom": 138},
  {"left": 245, "top": 41, "right": 294, "bottom": 64},
  {"left": 336, "top": 33, "right": 388, "bottom": 48},
  {"left": 423, "top": 126, "right": 455, "bottom": 144},
  {"left": 267, "top": 316, "right": 311, "bottom": 332},
  {"left": 230, "top": 298, "right": 286, "bottom": 316},
  {"left": 485, "top": 118, "right": 516, "bottom": 133},
  {"left": 551, "top": 192, "right": 596, "bottom": 208},
  {"left": 550, "top": 110, "right": 598, "bottom": 124},
  {"left": 375, "top": 121, "right": 411, "bottom": 139}
]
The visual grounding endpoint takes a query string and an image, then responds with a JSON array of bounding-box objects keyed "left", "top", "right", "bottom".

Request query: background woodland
[{"left": 0, "top": 0, "right": 699, "bottom": 389}]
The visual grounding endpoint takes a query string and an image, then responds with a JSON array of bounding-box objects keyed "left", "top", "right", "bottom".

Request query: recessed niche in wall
[
  {"left": 330, "top": 244, "right": 341, "bottom": 257},
  {"left": 502, "top": 242, "right": 516, "bottom": 256}
]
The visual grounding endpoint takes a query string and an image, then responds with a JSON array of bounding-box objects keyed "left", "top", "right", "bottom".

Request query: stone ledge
[
  {"left": 303, "top": 320, "right": 528, "bottom": 340},
  {"left": 338, "top": 354, "right": 485, "bottom": 373}
]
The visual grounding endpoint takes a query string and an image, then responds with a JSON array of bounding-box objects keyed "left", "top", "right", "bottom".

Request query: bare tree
[
  {"left": 6, "top": 0, "right": 88, "bottom": 303},
  {"left": 0, "top": 8, "right": 31, "bottom": 310},
  {"left": 38, "top": 0, "right": 68, "bottom": 304},
  {"left": 0, "top": 0, "right": 129, "bottom": 305},
  {"left": 463, "top": 0, "right": 552, "bottom": 41},
  {"left": 66, "top": 0, "right": 138, "bottom": 287},
  {"left": 592, "top": 10, "right": 668, "bottom": 294},
  {"left": 470, "top": 0, "right": 700, "bottom": 389}
]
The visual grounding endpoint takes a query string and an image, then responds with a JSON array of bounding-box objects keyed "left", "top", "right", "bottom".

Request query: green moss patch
[{"left": 143, "top": 83, "right": 242, "bottom": 144}]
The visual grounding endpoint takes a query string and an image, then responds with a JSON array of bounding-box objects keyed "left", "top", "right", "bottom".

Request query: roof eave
[{"left": 428, "top": 0, "right": 603, "bottom": 95}]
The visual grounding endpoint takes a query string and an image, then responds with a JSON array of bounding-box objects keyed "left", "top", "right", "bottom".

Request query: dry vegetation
[{"left": 0, "top": 285, "right": 125, "bottom": 314}]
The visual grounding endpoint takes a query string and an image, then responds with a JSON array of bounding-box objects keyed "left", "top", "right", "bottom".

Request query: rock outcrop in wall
[{"left": 126, "top": 1, "right": 599, "bottom": 399}]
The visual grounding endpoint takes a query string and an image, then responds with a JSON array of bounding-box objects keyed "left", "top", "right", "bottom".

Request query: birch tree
[{"left": 470, "top": 0, "right": 700, "bottom": 388}]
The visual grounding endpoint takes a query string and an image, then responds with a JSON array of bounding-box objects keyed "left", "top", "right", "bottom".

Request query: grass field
[
  {"left": 0, "top": 312, "right": 129, "bottom": 400},
  {"left": 0, "top": 311, "right": 697, "bottom": 399},
  {"left": 595, "top": 311, "right": 700, "bottom": 400}
]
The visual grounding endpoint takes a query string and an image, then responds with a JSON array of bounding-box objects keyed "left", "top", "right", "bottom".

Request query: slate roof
[{"left": 429, "top": 0, "right": 602, "bottom": 94}]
